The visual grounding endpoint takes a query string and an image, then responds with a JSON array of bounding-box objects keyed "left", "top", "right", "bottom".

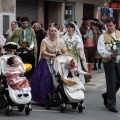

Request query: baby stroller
[
  {"left": 0, "top": 54, "right": 32, "bottom": 116},
  {"left": 45, "top": 55, "right": 85, "bottom": 113}
]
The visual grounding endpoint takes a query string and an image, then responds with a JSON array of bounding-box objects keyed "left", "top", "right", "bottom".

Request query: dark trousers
[{"left": 103, "top": 59, "right": 120, "bottom": 109}]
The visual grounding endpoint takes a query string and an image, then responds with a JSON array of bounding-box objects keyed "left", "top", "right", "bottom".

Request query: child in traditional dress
[
  {"left": 62, "top": 58, "right": 89, "bottom": 109},
  {"left": 6, "top": 56, "right": 31, "bottom": 97},
  {"left": 63, "top": 58, "right": 89, "bottom": 81}
]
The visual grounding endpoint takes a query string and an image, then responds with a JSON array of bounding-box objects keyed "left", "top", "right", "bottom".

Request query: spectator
[
  {"left": 10, "top": 17, "right": 37, "bottom": 71},
  {"left": 32, "top": 23, "right": 46, "bottom": 63}
]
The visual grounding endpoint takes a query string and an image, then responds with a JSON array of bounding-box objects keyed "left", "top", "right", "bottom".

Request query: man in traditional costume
[
  {"left": 80, "top": 16, "right": 100, "bottom": 80},
  {"left": 98, "top": 17, "right": 120, "bottom": 113},
  {"left": 10, "top": 17, "right": 37, "bottom": 71}
]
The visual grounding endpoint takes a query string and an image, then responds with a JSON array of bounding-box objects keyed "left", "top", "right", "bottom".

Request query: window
[
  {"left": 3, "top": 15, "right": 9, "bottom": 35},
  {"left": 64, "top": 3, "right": 75, "bottom": 26}
]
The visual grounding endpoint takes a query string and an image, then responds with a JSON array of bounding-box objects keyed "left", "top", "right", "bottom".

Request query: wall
[
  {"left": 67, "top": 0, "right": 105, "bottom": 28},
  {"left": 37, "top": 0, "right": 44, "bottom": 25},
  {"left": 0, "top": 0, "right": 15, "bottom": 35}
]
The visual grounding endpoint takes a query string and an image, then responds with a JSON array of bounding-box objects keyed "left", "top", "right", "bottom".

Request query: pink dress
[{"left": 6, "top": 65, "right": 30, "bottom": 90}]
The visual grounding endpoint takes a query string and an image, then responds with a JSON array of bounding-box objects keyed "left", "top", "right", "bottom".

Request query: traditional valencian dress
[
  {"left": 30, "top": 37, "right": 67, "bottom": 105},
  {"left": 63, "top": 33, "right": 87, "bottom": 84}
]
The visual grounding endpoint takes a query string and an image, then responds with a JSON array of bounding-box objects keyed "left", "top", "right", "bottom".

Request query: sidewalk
[
  {"left": 85, "top": 64, "right": 120, "bottom": 95},
  {"left": 85, "top": 64, "right": 106, "bottom": 91}
]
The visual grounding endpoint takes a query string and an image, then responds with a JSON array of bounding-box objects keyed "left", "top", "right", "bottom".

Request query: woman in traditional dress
[
  {"left": 30, "top": 26, "right": 67, "bottom": 105},
  {"left": 4, "top": 21, "right": 18, "bottom": 42},
  {"left": 63, "top": 22, "right": 87, "bottom": 84},
  {"left": 58, "top": 25, "right": 66, "bottom": 38}
]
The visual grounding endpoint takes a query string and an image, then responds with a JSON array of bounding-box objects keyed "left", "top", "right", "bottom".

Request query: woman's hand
[
  {"left": 50, "top": 53, "right": 56, "bottom": 57},
  {"left": 86, "top": 73, "right": 90, "bottom": 76}
]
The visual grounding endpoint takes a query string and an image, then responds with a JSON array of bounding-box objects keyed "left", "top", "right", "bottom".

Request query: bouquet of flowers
[
  {"left": 105, "top": 38, "right": 120, "bottom": 63},
  {"left": 105, "top": 41, "right": 117, "bottom": 52}
]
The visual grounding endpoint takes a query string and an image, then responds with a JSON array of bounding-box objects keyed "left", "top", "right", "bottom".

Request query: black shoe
[
  {"left": 102, "top": 94, "right": 109, "bottom": 108},
  {"left": 85, "top": 75, "right": 90, "bottom": 83},
  {"left": 92, "top": 67, "right": 97, "bottom": 70},
  {"left": 18, "top": 94, "right": 22, "bottom": 97},
  {"left": 89, "top": 75, "right": 92, "bottom": 79},
  {"left": 23, "top": 93, "right": 29, "bottom": 97},
  {"left": 109, "top": 108, "right": 118, "bottom": 113},
  {"left": 98, "top": 66, "right": 101, "bottom": 69}
]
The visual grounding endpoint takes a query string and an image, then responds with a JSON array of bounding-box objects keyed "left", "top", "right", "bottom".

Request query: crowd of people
[{"left": 0, "top": 15, "right": 120, "bottom": 113}]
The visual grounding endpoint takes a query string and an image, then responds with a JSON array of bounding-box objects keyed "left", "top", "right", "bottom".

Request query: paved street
[{"left": 0, "top": 64, "right": 120, "bottom": 120}]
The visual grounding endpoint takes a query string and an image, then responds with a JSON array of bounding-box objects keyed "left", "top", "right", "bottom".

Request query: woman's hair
[
  {"left": 7, "top": 57, "right": 15, "bottom": 66},
  {"left": 11, "top": 21, "right": 17, "bottom": 25},
  {"left": 48, "top": 23, "right": 58, "bottom": 29},
  {"left": 32, "top": 23, "right": 41, "bottom": 29},
  {"left": 66, "top": 23, "right": 75, "bottom": 29}
]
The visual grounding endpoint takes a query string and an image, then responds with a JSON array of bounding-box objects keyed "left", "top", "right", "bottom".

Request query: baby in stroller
[
  {"left": 63, "top": 58, "right": 89, "bottom": 83},
  {"left": 0, "top": 55, "right": 32, "bottom": 115},
  {"left": 6, "top": 56, "right": 31, "bottom": 97},
  {"left": 54, "top": 55, "right": 89, "bottom": 112}
]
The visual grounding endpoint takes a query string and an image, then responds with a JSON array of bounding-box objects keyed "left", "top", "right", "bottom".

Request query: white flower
[
  {"left": 113, "top": 45, "right": 117, "bottom": 50},
  {"left": 106, "top": 44, "right": 109, "bottom": 47},
  {"left": 109, "top": 44, "right": 112, "bottom": 47},
  {"left": 107, "top": 47, "right": 111, "bottom": 50},
  {"left": 113, "top": 42, "right": 116, "bottom": 45}
]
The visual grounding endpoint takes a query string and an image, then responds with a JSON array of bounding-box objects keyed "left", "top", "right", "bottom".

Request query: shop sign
[{"left": 109, "top": 2, "right": 120, "bottom": 9}]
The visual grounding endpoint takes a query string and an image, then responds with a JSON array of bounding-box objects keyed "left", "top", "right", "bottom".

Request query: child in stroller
[
  {"left": 0, "top": 55, "right": 32, "bottom": 116},
  {"left": 6, "top": 56, "right": 31, "bottom": 97},
  {"left": 53, "top": 55, "right": 89, "bottom": 113}
]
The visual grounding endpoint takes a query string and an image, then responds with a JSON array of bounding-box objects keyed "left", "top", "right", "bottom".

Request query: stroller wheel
[
  {"left": 25, "top": 107, "right": 30, "bottom": 115},
  {"left": 5, "top": 107, "right": 12, "bottom": 116},
  {"left": 60, "top": 104, "right": 66, "bottom": 113},
  {"left": 78, "top": 104, "right": 83, "bottom": 113},
  {"left": 71, "top": 103, "right": 78, "bottom": 109},
  {"left": 17, "top": 104, "right": 25, "bottom": 112},
  {"left": 45, "top": 93, "right": 52, "bottom": 110}
]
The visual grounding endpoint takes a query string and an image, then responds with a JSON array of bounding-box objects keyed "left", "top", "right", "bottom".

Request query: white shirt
[{"left": 97, "top": 31, "right": 116, "bottom": 58}]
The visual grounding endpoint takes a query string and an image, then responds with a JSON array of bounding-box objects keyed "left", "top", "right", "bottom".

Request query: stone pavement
[
  {"left": 85, "top": 64, "right": 120, "bottom": 94},
  {"left": 85, "top": 65, "right": 106, "bottom": 91},
  {"left": 22, "top": 64, "right": 120, "bottom": 120},
  {"left": 84, "top": 64, "right": 120, "bottom": 117}
]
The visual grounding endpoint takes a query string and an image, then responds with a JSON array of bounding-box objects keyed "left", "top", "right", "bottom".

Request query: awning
[{"left": 44, "top": 0, "right": 67, "bottom": 2}]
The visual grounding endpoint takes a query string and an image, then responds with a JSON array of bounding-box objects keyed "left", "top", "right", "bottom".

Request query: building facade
[
  {"left": 109, "top": 0, "right": 120, "bottom": 28},
  {"left": 0, "top": 0, "right": 113, "bottom": 35},
  {"left": 0, "top": 0, "right": 16, "bottom": 35},
  {"left": 16, "top": 0, "right": 105, "bottom": 29}
]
